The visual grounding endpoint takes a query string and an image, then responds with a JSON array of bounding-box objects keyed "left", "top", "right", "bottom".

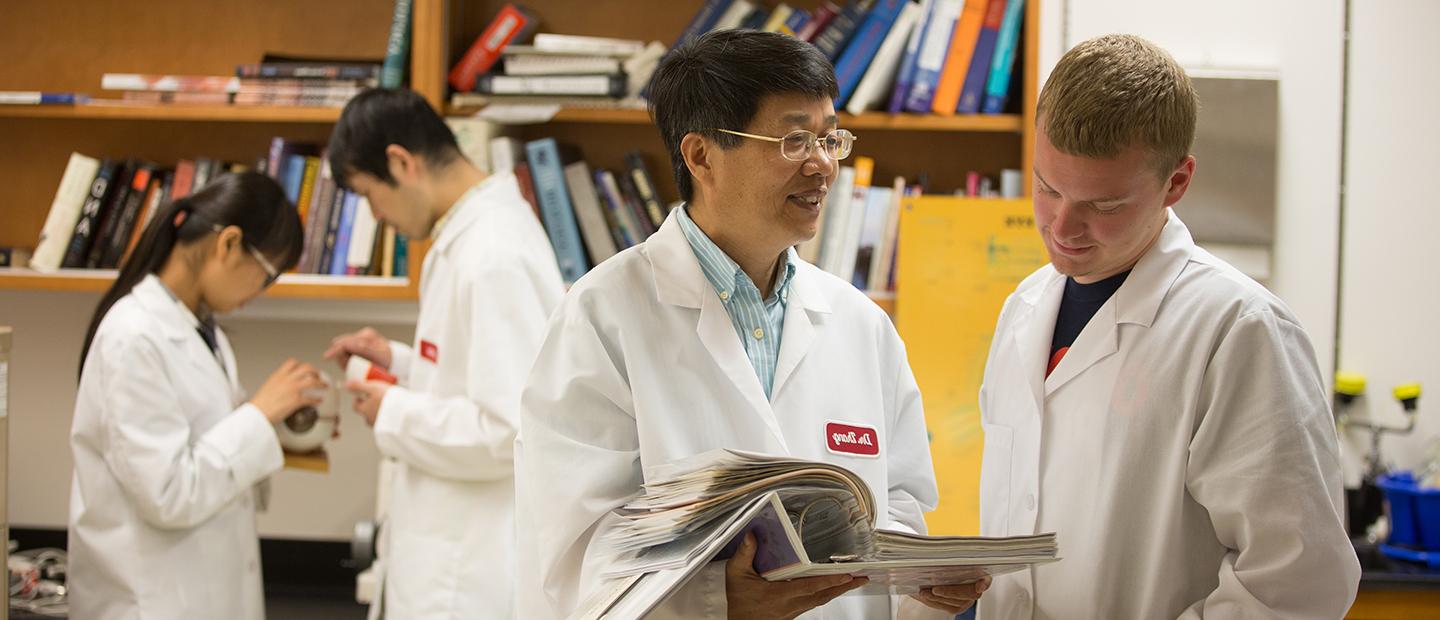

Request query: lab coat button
[
  {"left": 752, "top": 328, "right": 764, "bottom": 340},
  {"left": 720, "top": 291, "right": 730, "bottom": 301},
  {"left": 1025, "top": 494, "right": 1036, "bottom": 510}
]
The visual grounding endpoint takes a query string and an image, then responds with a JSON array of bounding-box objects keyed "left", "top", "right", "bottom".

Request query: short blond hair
[{"left": 1037, "top": 34, "right": 1198, "bottom": 176}]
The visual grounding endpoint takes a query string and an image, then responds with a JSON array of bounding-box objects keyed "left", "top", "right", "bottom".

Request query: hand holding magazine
[{"left": 575, "top": 449, "right": 1059, "bottom": 618}]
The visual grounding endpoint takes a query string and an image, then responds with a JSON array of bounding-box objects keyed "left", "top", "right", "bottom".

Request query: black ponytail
[{"left": 78, "top": 172, "right": 303, "bottom": 378}]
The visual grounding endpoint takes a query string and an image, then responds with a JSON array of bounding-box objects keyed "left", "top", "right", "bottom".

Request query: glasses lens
[
  {"left": 824, "top": 130, "right": 855, "bottom": 160},
  {"left": 781, "top": 130, "right": 815, "bottom": 161}
]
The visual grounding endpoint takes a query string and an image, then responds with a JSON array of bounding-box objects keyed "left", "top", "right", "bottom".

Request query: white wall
[
  {"left": 2, "top": 289, "right": 416, "bottom": 539},
  {"left": 1044, "top": 0, "right": 1346, "bottom": 378},
  {"left": 1337, "top": 0, "right": 1440, "bottom": 474}
]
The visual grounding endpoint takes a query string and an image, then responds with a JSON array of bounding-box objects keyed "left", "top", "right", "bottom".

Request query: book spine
[
  {"left": 87, "top": 161, "right": 135, "bottom": 268},
  {"left": 62, "top": 162, "right": 116, "bottom": 269},
  {"left": 320, "top": 188, "right": 349, "bottom": 274},
  {"left": 903, "top": 0, "right": 964, "bottom": 113},
  {"left": 298, "top": 158, "right": 335, "bottom": 273},
  {"left": 448, "top": 3, "right": 536, "bottom": 92},
  {"left": 564, "top": 161, "right": 618, "bottom": 264},
  {"left": 832, "top": 0, "right": 906, "bottom": 107},
  {"left": 514, "top": 161, "right": 543, "bottom": 224},
  {"left": 381, "top": 0, "right": 414, "bottom": 89},
  {"left": 474, "top": 74, "right": 625, "bottom": 97},
  {"left": 674, "top": 0, "right": 732, "bottom": 47},
  {"left": 525, "top": 138, "right": 590, "bottom": 283},
  {"left": 237, "top": 64, "right": 380, "bottom": 80},
  {"left": 813, "top": 0, "right": 874, "bottom": 61},
  {"left": 981, "top": 0, "right": 1025, "bottom": 114},
  {"left": 624, "top": 152, "right": 667, "bottom": 229},
  {"left": 329, "top": 192, "right": 359, "bottom": 275},
  {"left": 846, "top": 0, "right": 923, "bottom": 115},
  {"left": 796, "top": 3, "right": 839, "bottom": 42},
  {"left": 394, "top": 234, "right": 408, "bottom": 278},
  {"left": 101, "top": 165, "right": 154, "bottom": 268},
  {"left": 886, "top": 0, "right": 934, "bottom": 113},
  {"left": 932, "top": 0, "right": 989, "bottom": 115},
  {"left": 122, "top": 176, "right": 164, "bottom": 266},
  {"left": 956, "top": 0, "right": 1007, "bottom": 114},
  {"left": 295, "top": 157, "right": 320, "bottom": 225},
  {"left": 595, "top": 169, "right": 637, "bottom": 248},
  {"left": 32, "top": 153, "right": 101, "bottom": 272}
]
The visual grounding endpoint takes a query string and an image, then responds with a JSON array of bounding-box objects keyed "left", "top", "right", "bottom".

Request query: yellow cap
[
  {"left": 1393, "top": 383, "right": 1422, "bottom": 402},
  {"left": 1335, "top": 371, "right": 1367, "bottom": 397}
]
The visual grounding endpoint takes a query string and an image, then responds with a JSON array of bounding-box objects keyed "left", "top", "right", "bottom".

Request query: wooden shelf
[
  {"left": 0, "top": 102, "right": 343, "bottom": 123},
  {"left": 0, "top": 269, "right": 415, "bottom": 300},
  {"left": 447, "top": 105, "right": 1022, "bottom": 133}
]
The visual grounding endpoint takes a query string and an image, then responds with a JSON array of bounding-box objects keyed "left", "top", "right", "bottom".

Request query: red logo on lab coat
[
  {"left": 825, "top": 421, "right": 879, "bottom": 457},
  {"left": 420, "top": 340, "right": 439, "bottom": 364}
]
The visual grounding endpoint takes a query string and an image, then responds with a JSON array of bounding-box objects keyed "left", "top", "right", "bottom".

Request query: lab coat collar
[
  {"left": 649, "top": 207, "right": 831, "bottom": 315},
  {"left": 133, "top": 275, "right": 205, "bottom": 342},
  {"left": 1113, "top": 208, "right": 1194, "bottom": 328},
  {"left": 428, "top": 172, "right": 517, "bottom": 257}
]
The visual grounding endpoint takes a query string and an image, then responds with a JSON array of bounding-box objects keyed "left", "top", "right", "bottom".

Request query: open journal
[{"left": 574, "top": 449, "right": 1059, "bottom": 619}]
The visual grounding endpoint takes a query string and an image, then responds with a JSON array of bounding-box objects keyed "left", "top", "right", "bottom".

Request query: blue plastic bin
[{"left": 1375, "top": 471, "right": 1440, "bottom": 552}]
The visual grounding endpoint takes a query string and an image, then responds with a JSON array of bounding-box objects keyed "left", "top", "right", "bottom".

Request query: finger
[
  {"left": 796, "top": 576, "right": 867, "bottom": 610},
  {"left": 930, "top": 582, "right": 984, "bottom": 600},
  {"left": 726, "top": 533, "right": 759, "bottom": 578},
  {"left": 913, "top": 590, "right": 970, "bottom": 614}
]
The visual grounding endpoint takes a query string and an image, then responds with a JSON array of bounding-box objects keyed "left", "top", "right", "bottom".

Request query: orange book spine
[{"left": 931, "top": 0, "right": 991, "bottom": 115}]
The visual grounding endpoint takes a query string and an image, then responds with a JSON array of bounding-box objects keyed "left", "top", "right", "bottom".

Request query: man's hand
[
  {"left": 323, "top": 327, "right": 392, "bottom": 370},
  {"left": 908, "top": 577, "right": 990, "bottom": 615},
  {"left": 725, "top": 533, "right": 869, "bottom": 619},
  {"left": 345, "top": 379, "right": 391, "bottom": 427}
]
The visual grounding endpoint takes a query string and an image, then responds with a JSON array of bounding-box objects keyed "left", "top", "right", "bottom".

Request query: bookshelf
[
  {"left": 0, "top": 0, "right": 444, "bottom": 300},
  {"left": 1, "top": 0, "right": 1038, "bottom": 311}
]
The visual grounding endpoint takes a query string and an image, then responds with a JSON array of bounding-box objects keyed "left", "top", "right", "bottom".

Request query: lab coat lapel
[
  {"left": 648, "top": 212, "right": 791, "bottom": 452},
  {"left": 133, "top": 277, "right": 232, "bottom": 393},
  {"left": 1043, "top": 302, "right": 1118, "bottom": 395},
  {"left": 771, "top": 264, "right": 830, "bottom": 401},
  {"left": 1012, "top": 271, "right": 1065, "bottom": 411}
]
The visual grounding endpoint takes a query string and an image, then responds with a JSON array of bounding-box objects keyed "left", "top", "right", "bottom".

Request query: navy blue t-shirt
[{"left": 1048, "top": 270, "right": 1130, "bottom": 376}]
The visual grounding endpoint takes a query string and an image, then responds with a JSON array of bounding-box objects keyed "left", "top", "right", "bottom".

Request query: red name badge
[
  {"left": 825, "top": 421, "right": 880, "bottom": 457},
  {"left": 420, "top": 340, "right": 439, "bottom": 364}
]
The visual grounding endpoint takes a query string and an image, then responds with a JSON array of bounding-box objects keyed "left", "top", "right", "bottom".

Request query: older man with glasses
[{"left": 515, "top": 29, "right": 981, "bottom": 620}]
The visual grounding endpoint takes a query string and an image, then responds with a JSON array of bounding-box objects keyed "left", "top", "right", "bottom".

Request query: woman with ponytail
[{"left": 66, "top": 172, "right": 327, "bottom": 620}]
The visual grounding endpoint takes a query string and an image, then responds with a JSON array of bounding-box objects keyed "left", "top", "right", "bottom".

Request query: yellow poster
[{"left": 896, "top": 197, "right": 1047, "bottom": 535}]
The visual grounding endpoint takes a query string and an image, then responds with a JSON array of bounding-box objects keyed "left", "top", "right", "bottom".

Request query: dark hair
[
  {"left": 79, "top": 172, "right": 303, "bottom": 377},
  {"left": 327, "top": 88, "right": 463, "bottom": 189},
  {"left": 647, "top": 29, "right": 839, "bottom": 202}
]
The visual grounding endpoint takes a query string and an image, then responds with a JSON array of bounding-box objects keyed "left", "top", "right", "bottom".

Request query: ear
[
  {"left": 1161, "top": 155, "right": 1196, "bottom": 208},
  {"left": 680, "top": 132, "right": 715, "bottom": 194},
  {"left": 385, "top": 144, "right": 419, "bottom": 184},
  {"left": 212, "top": 224, "right": 245, "bottom": 263}
]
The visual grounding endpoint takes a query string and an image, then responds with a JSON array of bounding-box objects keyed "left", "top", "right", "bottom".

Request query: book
[
  {"left": 623, "top": 42, "right": 669, "bottom": 100},
  {"left": 298, "top": 157, "right": 337, "bottom": 274},
  {"left": 852, "top": 184, "right": 895, "bottom": 289},
  {"left": 594, "top": 169, "right": 640, "bottom": 248},
  {"left": 761, "top": 4, "right": 797, "bottom": 32},
  {"left": 980, "top": 0, "right": 1025, "bottom": 114},
  {"left": 738, "top": 6, "right": 772, "bottom": 30},
  {"left": 100, "top": 164, "right": 155, "bottom": 268},
  {"left": 61, "top": 160, "right": 118, "bottom": 269},
  {"left": 266, "top": 138, "right": 318, "bottom": 184},
  {"left": 813, "top": 0, "right": 875, "bottom": 61},
  {"left": 381, "top": 225, "right": 397, "bottom": 277},
  {"left": 931, "top": 0, "right": 990, "bottom": 115},
  {"left": 710, "top": 0, "right": 756, "bottom": 31},
  {"left": 816, "top": 166, "right": 857, "bottom": 273},
  {"left": 236, "top": 63, "right": 381, "bottom": 81},
  {"left": 347, "top": 197, "right": 379, "bottom": 274},
  {"left": 514, "top": 161, "right": 543, "bottom": 223},
  {"left": 281, "top": 155, "right": 308, "bottom": 208},
  {"left": 446, "top": 116, "right": 503, "bottom": 173},
  {"left": 101, "top": 74, "right": 239, "bottom": 93},
  {"left": 295, "top": 157, "right": 321, "bottom": 224},
  {"left": 0, "top": 247, "right": 32, "bottom": 268},
  {"left": 86, "top": 160, "right": 136, "bottom": 268},
  {"left": 795, "top": 3, "right": 840, "bottom": 42},
  {"left": 956, "top": 0, "right": 1007, "bottom": 114},
  {"left": 474, "top": 74, "right": 626, "bottom": 97},
  {"left": 32, "top": 153, "right": 101, "bottom": 272},
  {"left": 449, "top": 3, "right": 538, "bottom": 92},
  {"left": 329, "top": 192, "right": 360, "bottom": 275},
  {"left": 394, "top": 233, "right": 409, "bottom": 277},
  {"left": 525, "top": 138, "right": 591, "bottom": 282},
  {"left": 869, "top": 176, "right": 907, "bottom": 292},
  {"left": 832, "top": 0, "right": 909, "bottom": 108},
  {"left": 0, "top": 91, "right": 84, "bottom": 105},
  {"left": 563, "top": 160, "right": 620, "bottom": 265},
  {"left": 121, "top": 175, "right": 165, "bottom": 266},
  {"left": 489, "top": 136, "right": 524, "bottom": 174},
  {"left": 886, "top": 0, "right": 934, "bottom": 113},
  {"left": 585, "top": 450, "right": 1058, "bottom": 617},
  {"left": 844, "top": 0, "right": 923, "bottom": 115},
  {"left": 381, "top": 0, "right": 413, "bottom": 88},
  {"left": 832, "top": 157, "right": 874, "bottom": 281},
  {"left": 671, "top": 0, "right": 733, "bottom": 49},
  {"left": 615, "top": 168, "right": 657, "bottom": 238},
  {"left": 624, "top": 152, "right": 667, "bottom": 230},
  {"left": 504, "top": 54, "right": 623, "bottom": 76},
  {"left": 903, "top": 0, "right": 964, "bottom": 113},
  {"left": 534, "top": 34, "right": 645, "bottom": 56},
  {"left": 781, "top": 7, "right": 812, "bottom": 36}
]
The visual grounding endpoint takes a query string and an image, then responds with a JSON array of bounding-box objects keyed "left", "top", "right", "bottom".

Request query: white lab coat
[
  {"left": 368, "top": 172, "right": 565, "bottom": 620},
  {"left": 977, "top": 210, "right": 1360, "bottom": 619},
  {"left": 68, "top": 275, "right": 282, "bottom": 620},
  {"left": 515, "top": 211, "right": 939, "bottom": 619}
]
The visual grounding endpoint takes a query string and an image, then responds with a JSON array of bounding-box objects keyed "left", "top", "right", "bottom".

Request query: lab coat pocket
[{"left": 979, "top": 423, "right": 1014, "bottom": 537}]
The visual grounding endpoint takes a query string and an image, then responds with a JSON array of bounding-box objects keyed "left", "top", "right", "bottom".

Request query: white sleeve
[
  {"left": 100, "top": 335, "right": 282, "bottom": 530},
  {"left": 388, "top": 340, "right": 413, "bottom": 383},
  {"left": 1179, "top": 309, "right": 1360, "bottom": 618},
  {"left": 372, "top": 265, "right": 553, "bottom": 482},
  {"left": 516, "top": 302, "right": 646, "bottom": 619}
]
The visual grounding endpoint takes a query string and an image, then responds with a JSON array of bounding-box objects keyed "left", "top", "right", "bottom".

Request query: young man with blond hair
[{"left": 977, "top": 34, "right": 1359, "bottom": 618}]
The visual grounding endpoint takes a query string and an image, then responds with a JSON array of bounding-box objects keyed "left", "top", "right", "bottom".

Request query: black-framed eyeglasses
[
  {"left": 716, "top": 128, "right": 857, "bottom": 162},
  {"left": 212, "top": 225, "right": 280, "bottom": 288}
]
